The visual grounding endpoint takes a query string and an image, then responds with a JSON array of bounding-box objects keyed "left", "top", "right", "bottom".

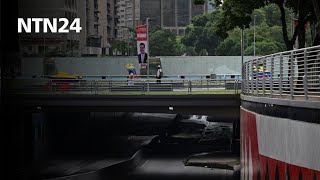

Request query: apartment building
[
  {"left": 19, "top": 0, "right": 80, "bottom": 56},
  {"left": 116, "top": 0, "right": 141, "bottom": 41},
  {"left": 80, "top": 0, "right": 117, "bottom": 56}
]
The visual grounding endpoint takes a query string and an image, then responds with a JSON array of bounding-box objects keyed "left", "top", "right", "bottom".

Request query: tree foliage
[
  {"left": 111, "top": 40, "right": 128, "bottom": 56},
  {"left": 149, "top": 29, "right": 181, "bottom": 56},
  {"left": 216, "top": 5, "right": 288, "bottom": 56},
  {"left": 182, "top": 11, "right": 221, "bottom": 55},
  {"left": 214, "top": 0, "right": 319, "bottom": 49}
]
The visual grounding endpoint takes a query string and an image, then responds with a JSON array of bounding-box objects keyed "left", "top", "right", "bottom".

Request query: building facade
[
  {"left": 116, "top": 0, "right": 141, "bottom": 41},
  {"left": 80, "top": 0, "right": 117, "bottom": 56},
  {"left": 19, "top": 0, "right": 80, "bottom": 57},
  {"left": 140, "top": 0, "right": 207, "bottom": 36}
]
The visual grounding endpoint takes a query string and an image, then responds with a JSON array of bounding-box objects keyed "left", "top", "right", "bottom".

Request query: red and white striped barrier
[{"left": 240, "top": 107, "right": 320, "bottom": 180}]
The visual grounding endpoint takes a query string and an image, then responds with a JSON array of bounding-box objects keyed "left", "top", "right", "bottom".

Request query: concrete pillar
[{"left": 32, "top": 113, "right": 47, "bottom": 161}]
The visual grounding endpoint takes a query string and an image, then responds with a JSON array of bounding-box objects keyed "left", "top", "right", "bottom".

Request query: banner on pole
[{"left": 136, "top": 25, "right": 148, "bottom": 69}]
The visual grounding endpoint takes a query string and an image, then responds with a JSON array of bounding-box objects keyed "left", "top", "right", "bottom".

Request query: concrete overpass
[{"left": 5, "top": 94, "right": 240, "bottom": 122}]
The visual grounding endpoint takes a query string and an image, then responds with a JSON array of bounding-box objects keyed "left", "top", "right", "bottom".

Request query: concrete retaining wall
[{"left": 21, "top": 56, "right": 253, "bottom": 77}]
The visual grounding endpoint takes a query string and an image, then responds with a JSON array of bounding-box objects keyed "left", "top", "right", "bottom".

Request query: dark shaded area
[{"left": 20, "top": 112, "right": 238, "bottom": 180}]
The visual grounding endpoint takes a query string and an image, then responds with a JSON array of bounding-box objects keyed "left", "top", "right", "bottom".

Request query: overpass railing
[
  {"left": 38, "top": 74, "right": 242, "bottom": 81},
  {"left": 242, "top": 45, "right": 320, "bottom": 100},
  {"left": 4, "top": 78, "right": 241, "bottom": 95}
]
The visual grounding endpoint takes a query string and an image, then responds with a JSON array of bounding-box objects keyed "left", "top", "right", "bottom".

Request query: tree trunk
[
  {"left": 311, "top": 0, "right": 320, "bottom": 45},
  {"left": 277, "top": 2, "right": 295, "bottom": 50},
  {"left": 297, "top": 18, "right": 306, "bottom": 48}
]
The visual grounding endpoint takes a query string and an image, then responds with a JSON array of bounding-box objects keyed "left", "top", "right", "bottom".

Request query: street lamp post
[
  {"left": 146, "top": 18, "right": 150, "bottom": 91},
  {"left": 254, "top": 15, "right": 256, "bottom": 58},
  {"left": 122, "top": 26, "right": 134, "bottom": 56}
]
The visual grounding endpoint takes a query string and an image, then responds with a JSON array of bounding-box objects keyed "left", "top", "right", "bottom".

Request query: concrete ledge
[{"left": 241, "top": 94, "right": 320, "bottom": 110}]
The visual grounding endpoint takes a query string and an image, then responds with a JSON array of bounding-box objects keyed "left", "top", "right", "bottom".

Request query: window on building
[
  {"left": 140, "top": 0, "right": 161, "bottom": 27},
  {"left": 177, "top": 0, "right": 190, "bottom": 27},
  {"left": 163, "top": 0, "right": 175, "bottom": 27},
  {"left": 192, "top": 2, "right": 204, "bottom": 17},
  {"left": 87, "top": 37, "right": 101, "bottom": 47}
]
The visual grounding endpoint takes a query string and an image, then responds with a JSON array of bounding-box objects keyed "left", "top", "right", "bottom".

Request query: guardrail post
[
  {"left": 91, "top": 81, "right": 93, "bottom": 94},
  {"left": 303, "top": 49, "right": 308, "bottom": 100},
  {"left": 245, "top": 63, "right": 249, "bottom": 94},
  {"left": 262, "top": 57, "right": 266, "bottom": 96},
  {"left": 270, "top": 55, "right": 274, "bottom": 97},
  {"left": 303, "top": 75, "right": 308, "bottom": 100},
  {"left": 143, "top": 80, "right": 145, "bottom": 95},
  {"left": 319, "top": 75, "right": 320, "bottom": 91},
  {"left": 250, "top": 61, "right": 254, "bottom": 95},
  {"left": 234, "top": 80, "right": 239, "bottom": 94},
  {"left": 256, "top": 77, "right": 258, "bottom": 96},
  {"left": 95, "top": 80, "right": 98, "bottom": 95},
  {"left": 279, "top": 53, "right": 283, "bottom": 97},
  {"left": 290, "top": 51, "right": 294, "bottom": 98},
  {"left": 241, "top": 63, "right": 244, "bottom": 94},
  {"left": 289, "top": 76, "right": 293, "bottom": 99}
]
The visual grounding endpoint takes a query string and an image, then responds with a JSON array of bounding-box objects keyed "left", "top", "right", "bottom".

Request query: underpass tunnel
[{"left": 21, "top": 107, "right": 240, "bottom": 180}]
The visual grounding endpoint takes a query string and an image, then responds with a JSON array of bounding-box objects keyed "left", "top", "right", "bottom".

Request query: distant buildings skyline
[
  {"left": 18, "top": 0, "right": 209, "bottom": 57},
  {"left": 140, "top": 0, "right": 207, "bottom": 36}
]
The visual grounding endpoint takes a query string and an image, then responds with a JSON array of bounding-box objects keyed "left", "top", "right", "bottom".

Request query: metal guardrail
[
  {"left": 36, "top": 74, "right": 242, "bottom": 80},
  {"left": 242, "top": 45, "right": 320, "bottom": 100},
  {"left": 4, "top": 78, "right": 241, "bottom": 95}
]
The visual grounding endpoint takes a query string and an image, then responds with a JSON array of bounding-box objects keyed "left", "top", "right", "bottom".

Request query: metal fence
[
  {"left": 4, "top": 78, "right": 241, "bottom": 95},
  {"left": 242, "top": 45, "right": 320, "bottom": 100},
  {"left": 38, "top": 74, "right": 242, "bottom": 81}
]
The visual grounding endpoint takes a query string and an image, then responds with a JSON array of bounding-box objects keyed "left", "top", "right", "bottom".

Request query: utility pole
[{"left": 254, "top": 15, "right": 256, "bottom": 58}]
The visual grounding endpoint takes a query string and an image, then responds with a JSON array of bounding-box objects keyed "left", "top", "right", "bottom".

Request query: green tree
[
  {"left": 214, "top": 0, "right": 318, "bottom": 49},
  {"left": 111, "top": 40, "right": 128, "bottom": 56},
  {"left": 215, "top": 29, "right": 241, "bottom": 55},
  {"left": 149, "top": 29, "right": 180, "bottom": 56},
  {"left": 182, "top": 11, "right": 221, "bottom": 55},
  {"left": 216, "top": 21, "right": 287, "bottom": 56}
]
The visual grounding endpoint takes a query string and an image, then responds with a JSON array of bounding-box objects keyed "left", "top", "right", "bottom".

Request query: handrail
[
  {"left": 31, "top": 74, "right": 242, "bottom": 80},
  {"left": 4, "top": 78, "right": 241, "bottom": 95},
  {"left": 242, "top": 45, "right": 320, "bottom": 101}
]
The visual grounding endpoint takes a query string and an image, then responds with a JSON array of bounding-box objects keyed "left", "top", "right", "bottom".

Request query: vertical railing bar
[
  {"left": 290, "top": 51, "right": 294, "bottom": 99},
  {"left": 290, "top": 75, "right": 293, "bottom": 99},
  {"left": 304, "top": 49, "right": 308, "bottom": 100},
  {"left": 279, "top": 53, "right": 283, "bottom": 97},
  {"left": 270, "top": 55, "right": 274, "bottom": 97},
  {"left": 251, "top": 61, "right": 254, "bottom": 95},
  {"left": 262, "top": 57, "right": 266, "bottom": 96},
  {"left": 95, "top": 80, "right": 98, "bottom": 95}
]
